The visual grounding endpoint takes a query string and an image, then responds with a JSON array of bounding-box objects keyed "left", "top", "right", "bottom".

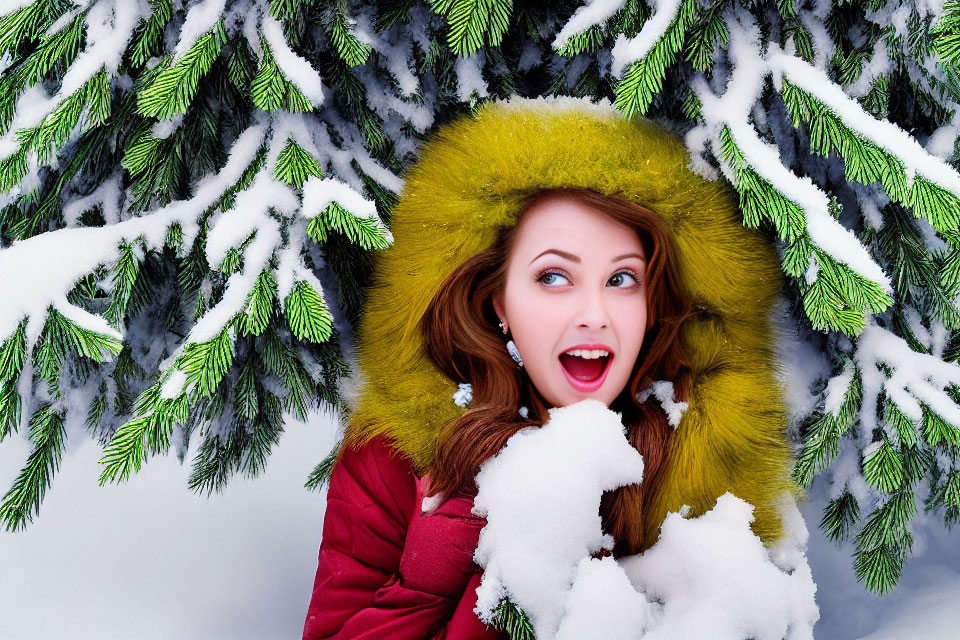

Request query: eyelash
[{"left": 536, "top": 268, "right": 641, "bottom": 288}]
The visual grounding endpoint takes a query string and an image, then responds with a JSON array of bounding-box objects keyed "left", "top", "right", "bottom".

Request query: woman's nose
[{"left": 574, "top": 289, "right": 609, "bottom": 329}]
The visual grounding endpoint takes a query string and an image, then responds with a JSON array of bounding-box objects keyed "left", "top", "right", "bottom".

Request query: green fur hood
[{"left": 343, "top": 96, "right": 797, "bottom": 544}]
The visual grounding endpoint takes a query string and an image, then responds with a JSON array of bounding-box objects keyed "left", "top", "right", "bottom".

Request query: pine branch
[
  {"left": 137, "top": 22, "right": 227, "bottom": 119},
  {"left": 431, "top": 0, "right": 514, "bottom": 57},
  {"left": 613, "top": 0, "right": 696, "bottom": 117},
  {"left": 251, "top": 39, "right": 314, "bottom": 113},
  {"left": 491, "top": 597, "right": 536, "bottom": 640},
  {"left": 0, "top": 405, "right": 65, "bottom": 531}
]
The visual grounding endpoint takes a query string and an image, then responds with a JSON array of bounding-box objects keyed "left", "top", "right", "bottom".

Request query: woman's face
[{"left": 493, "top": 196, "right": 649, "bottom": 408}]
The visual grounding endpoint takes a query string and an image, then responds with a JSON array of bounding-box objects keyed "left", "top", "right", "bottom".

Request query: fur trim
[{"left": 344, "top": 96, "right": 798, "bottom": 546}]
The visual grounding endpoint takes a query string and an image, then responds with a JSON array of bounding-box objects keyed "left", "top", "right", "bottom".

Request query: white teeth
[{"left": 564, "top": 349, "right": 609, "bottom": 359}]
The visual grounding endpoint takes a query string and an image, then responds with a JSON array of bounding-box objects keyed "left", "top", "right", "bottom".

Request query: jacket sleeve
[{"left": 302, "top": 436, "right": 504, "bottom": 640}]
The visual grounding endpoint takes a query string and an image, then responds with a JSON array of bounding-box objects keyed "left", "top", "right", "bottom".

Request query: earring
[
  {"left": 506, "top": 340, "right": 523, "bottom": 367},
  {"left": 498, "top": 321, "right": 507, "bottom": 335}
]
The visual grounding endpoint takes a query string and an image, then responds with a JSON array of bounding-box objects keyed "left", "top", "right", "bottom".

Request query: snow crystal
[
  {"left": 452, "top": 383, "right": 472, "bottom": 407},
  {"left": 472, "top": 399, "right": 644, "bottom": 638},
  {"left": 636, "top": 380, "right": 688, "bottom": 427}
]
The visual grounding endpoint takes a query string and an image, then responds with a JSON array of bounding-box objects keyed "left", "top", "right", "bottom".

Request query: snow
[
  {"left": 635, "top": 380, "right": 688, "bottom": 427},
  {"left": 262, "top": 16, "right": 325, "bottom": 108},
  {"left": 455, "top": 53, "right": 490, "bottom": 102},
  {"left": 555, "top": 555, "right": 652, "bottom": 640},
  {"left": 610, "top": 0, "right": 680, "bottom": 76},
  {"left": 823, "top": 361, "right": 854, "bottom": 418},
  {"left": 856, "top": 324, "right": 960, "bottom": 429},
  {"left": 62, "top": 173, "right": 122, "bottom": 226},
  {"left": 472, "top": 399, "right": 817, "bottom": 639},
  {"left": 769, "top": 48, "right": 960, "bottom": 201},
  {"left": 0, "top": 407, "right": 335, "bottom": 640},
  {"left": 302, "top": 176, "right": 378, "bottom": 220},
  {"left": 552, "top": 0, "right": 626, "bottom": 51},
  {"left": 619, "top": 494, "right": 818, "bottom": 640},
  {"left": 59, "top": 0, "right": 144, "bottom": 96},
  {"left": 452, "top": 382, "right": 472, "bottom": 407},
  {"left": 173, "top": 0, "right": 227, "bottom": 60},
  {"left": 472, "top": 399, "right": 645, "bottom": 638}
]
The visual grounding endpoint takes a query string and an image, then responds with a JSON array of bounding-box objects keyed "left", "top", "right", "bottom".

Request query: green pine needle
[
  {"left": 932, "top": 0, "right": 960, "bottom": 66},
  {"left": 176, "top": 326, "right": 235, "bottom": 398},
  {"left": 0, "top": 1, "right": 66, "bottom": 56},
  {"left": 853, "top": 544, "right": 904, "bottom": 595},
  {"left": 305, "top": 439, "right": 341, "bottom": 490},
  {"left": 251, "top": 40, "right": 314, "bottom": 113},
  {"left": 98, "top": 414, "right": 151, "bottom": 484},
  {"left": 105, "top": 242, "right": 142, "bottom": 329},
  {"left": 137, "top": 22, "right": 227, "bottom": 119},
  {"left": 862, "top": 440, "right": 905, "bottom": 493},
  {"left": 0, "top": 380, "right": 21, "bottom": 441},
  {"left": 613, "top": 0, "right": 696, "bottom": 117},
  {"left": 921, "top": 404, "right": 960, "bottom": 448},
  {"left": 820, "top": 491, "right": 860, "bottom": 542},
  {"left": 274, "top": 138, "right": 324, "bottom": 187},
  {"left": 0, "top": 322, "right": 27, "bottom": 383},
  {"left": 19, "top": 9, "right": 86, "bottom": 86},
  {"left": 307, "top": 202, "right": 391, "bottom": 250},
  {"left": 234, "top": 358, "right": 259, "bottom": 421},
  {"left": 491, "top": 597, "right": 535, "bottom": 639},
  {"left": 432, "top": 0, "right": 513, "bottom": 57},
  {"left": 130, "top": 0, "right": 173, "bottom": 68},
  {"left": 0, "top": 405, "right": 65, "bottom": 531},
  {"left": 555, "top": 24, "right": 606, "bottom": 57},
  {"left": 242, "top": 270, "right": 278, "bottom": 337},
  {"left": 329, "top": 4, "right": 373, "bottom": 66},
  {"left": 285, "top": 280, "right": 333, "bottom": 344}
]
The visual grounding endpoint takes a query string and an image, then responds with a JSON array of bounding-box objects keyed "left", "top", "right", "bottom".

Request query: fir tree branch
[{"left": 0, "top": 404, "right": 65, "bottom": 531}]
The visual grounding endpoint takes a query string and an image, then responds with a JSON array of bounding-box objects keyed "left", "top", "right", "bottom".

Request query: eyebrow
[{"left": 529, "top": 249, "right": 646, "bottom": 265}]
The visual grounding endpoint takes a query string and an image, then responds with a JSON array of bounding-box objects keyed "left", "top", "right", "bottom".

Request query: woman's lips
[{"left": 558, "top": 353, "right": 613, "bottom": 393}]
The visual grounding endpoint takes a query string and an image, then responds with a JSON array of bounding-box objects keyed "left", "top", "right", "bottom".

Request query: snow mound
[
  {"left": 472, "top": 399, "right": 645, "bottom": 638},
  {"left": 472, "top": 399, "right": 819, "bottom": 640}
]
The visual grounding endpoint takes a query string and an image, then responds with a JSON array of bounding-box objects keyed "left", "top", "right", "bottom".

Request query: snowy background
[{"left": 2, "top": 404, "right": 960, "bottom": 639}]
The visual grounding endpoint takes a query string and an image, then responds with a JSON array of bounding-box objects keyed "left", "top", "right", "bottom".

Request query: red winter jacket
[{"left": 302, "top": 436, "right": 507, "bottom": 640}]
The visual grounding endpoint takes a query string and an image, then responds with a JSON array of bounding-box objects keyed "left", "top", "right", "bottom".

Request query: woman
[{"left": 302, "top": 97, "right": 797, "bottom": 639}]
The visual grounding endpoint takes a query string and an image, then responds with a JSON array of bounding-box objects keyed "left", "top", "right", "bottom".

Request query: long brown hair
[{"left": 419, "top": 187, "right": 693, "bottom": 555}]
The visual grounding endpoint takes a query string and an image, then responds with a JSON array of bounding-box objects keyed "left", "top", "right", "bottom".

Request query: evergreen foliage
[{"left": 0, "top": 0, "right": 959, "bottom": 603}]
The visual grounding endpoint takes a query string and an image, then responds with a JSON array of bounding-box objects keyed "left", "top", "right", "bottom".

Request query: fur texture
[{"left": 343, "top": 96, "right": 798, "bottom": 545}]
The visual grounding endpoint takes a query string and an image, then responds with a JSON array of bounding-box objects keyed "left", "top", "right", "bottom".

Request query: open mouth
[{"left": 559, "top": 348, "right": 614, "bottom": 392}]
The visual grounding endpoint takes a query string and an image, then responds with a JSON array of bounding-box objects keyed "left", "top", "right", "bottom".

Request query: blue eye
[
  {"left": 608, "top": 270, "right": 639, "bottom": 288},
  {"left": 537, "top": 271, "right": 570, "bottom": 286}
]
